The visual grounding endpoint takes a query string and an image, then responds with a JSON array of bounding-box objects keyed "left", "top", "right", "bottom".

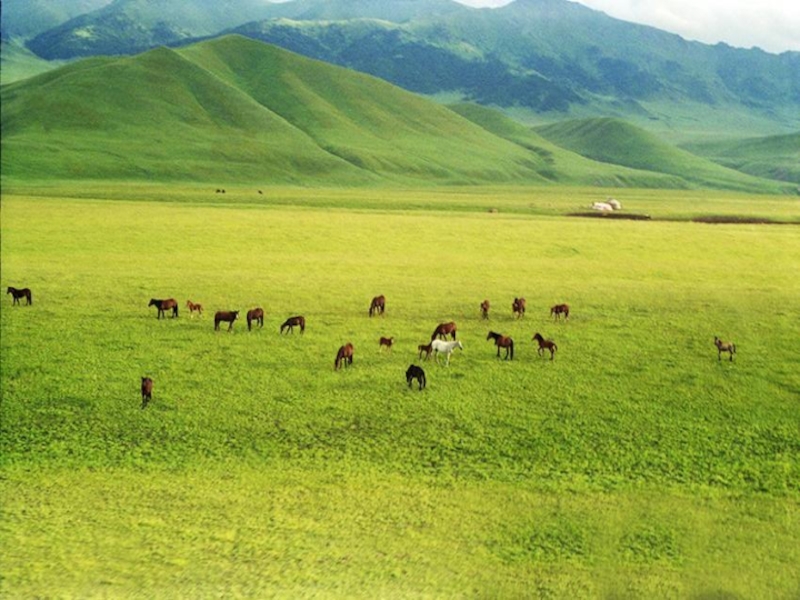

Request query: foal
[
  {"left": 379, "top": 336, "right": 394, "bottom": 352},
  {"left": 480, "top": 300, "right": 490, "bottom": 320},
  {"left": 141, "top": 377, "right": 153, "bottom": 409},
  {"left": 714, "top": 336, "right": 736, "bottom": 361},
  {"left": 532, "top": 333, "right": 557, "bottom": 360},
  {"left": 186, "top": 300, "right": 203, "bottom": 317},
  {"left": 418, "top": 342, "right": 433, "bottom": 360}
]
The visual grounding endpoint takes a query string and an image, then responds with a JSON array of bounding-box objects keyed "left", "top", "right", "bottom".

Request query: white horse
[
  {"left": 607, "top": 198, "right": 622, "bottom": 210},
  {"left": 591, "top": 201, "right": 613, "bottom": 212},
  {"left": 431, "top": 339, "right": 463, "bottom": 365}
]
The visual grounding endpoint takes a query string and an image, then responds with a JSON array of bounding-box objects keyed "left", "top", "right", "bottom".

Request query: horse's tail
[{"left": 509, "top": 340, "right": 514, "bottom": 360}]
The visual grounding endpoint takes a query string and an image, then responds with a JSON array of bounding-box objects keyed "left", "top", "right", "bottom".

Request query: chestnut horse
[
  {"left": 335, "top": 343, "right": 354, "bottom": 370},
  {"left": 247, "top": 308, "right": 264, "bottom": 330},
  {"left": 379, "top": 336, "right": 394, "bottom": 351},
  {"left": 369, "top": 295, "right": 386, "bottom": 317},
  {"left": 280, "top": 315, "right": 305, "bottom": 334},
  {"left": 512, "top": 297, "right": 526, "bottom": 319},
  {"left": 487, "top": 331, "right": 514, "bottom": 360},
  {"left": 480, "top": 299, "right": 490, "bottom": 320},
  {"left": 7, "top": 286, "right": 32, "bottom": 305},
  {"left": 214, "top": 310, "right": 239, "bottom": 331},
  {"left": 149, "top": 298, "right": 178, "bottom": 319},
  {"left": 714, "top": 336, "right": 736, "bottom": 361},
  {"left": 550, "top": 303, "right": 570, "bottom": 321},
  {"left": 406, "top": 365, "right": 426, "bottom": 390},
  {"left": 532, "top": 333, "right": 557, "bottom": 360},
  {"left": 186, "top": 300, "right": 203, "bottom": 317},
  {"left": 418, "top": 342, "right": 433, "bottom": 360},
  {"left": 141, "top": 377, "right": 153, "bottom": 409},
  {"left": 431, "top": 321, "right": 457, "bottom": 341}
]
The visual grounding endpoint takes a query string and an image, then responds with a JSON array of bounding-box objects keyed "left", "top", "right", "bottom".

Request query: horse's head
[
  {"left": 148, "top": 299, "right": 158, "bottom": 307},
  {"left": 457, "top": 341, "right": 464, "bottom": 350}
]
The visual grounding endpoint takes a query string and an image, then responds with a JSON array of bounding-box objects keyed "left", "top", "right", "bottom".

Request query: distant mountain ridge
[
  {"left": 1, "top": 35, "right": 790, "bottom": 193},
  {"left": 14, "top": 0, "right": 800, "bottom": 139}
]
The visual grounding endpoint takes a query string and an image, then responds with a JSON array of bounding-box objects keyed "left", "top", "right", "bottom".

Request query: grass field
[{"left": 2, "top": 184, "right": 799, "bottom": 598}]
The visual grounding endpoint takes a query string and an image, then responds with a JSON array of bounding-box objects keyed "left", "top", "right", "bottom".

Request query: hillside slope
[
  {"left": 682, "top": 132, "right": 800, "bottom": 185},
  {"left": 534, "top": 118, "right": 792, "bottom": 194}
]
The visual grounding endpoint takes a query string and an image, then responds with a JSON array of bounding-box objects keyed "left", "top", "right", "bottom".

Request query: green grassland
[{"left": 2, "top": 185, "right": 799, "bottom": 598}]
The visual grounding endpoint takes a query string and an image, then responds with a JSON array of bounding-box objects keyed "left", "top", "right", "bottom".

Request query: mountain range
[
  {"left": 6, "top": 0, "right": 799, "bottom": 142},
  {"left": 1, "top": 34, "right": 793, "bottom": 192}
]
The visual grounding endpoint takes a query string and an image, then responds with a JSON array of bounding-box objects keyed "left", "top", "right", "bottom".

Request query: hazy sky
[{"left": 455, "top": 0, "right": 800, "bottom": 54}]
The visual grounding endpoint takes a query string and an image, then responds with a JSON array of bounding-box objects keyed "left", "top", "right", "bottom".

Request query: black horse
[
  {"left": 7, "top": 286, "right": 32, "bottom": 305},
  {"left": 214, "top": 310, "right": 239, "bottom": 331},
  {"left": 406, "top": 364, "right": 426, "bottom": 390}
]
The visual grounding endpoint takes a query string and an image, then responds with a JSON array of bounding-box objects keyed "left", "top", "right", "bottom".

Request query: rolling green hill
[
  {"left": 534, "top": 118, "right": 792, "bottom": 194},
  {"left": 682, "top": 132, "right": 800, "bottom": 185},
  {"left": 0, "top": 35, "right": 792, "bottom": 192}
]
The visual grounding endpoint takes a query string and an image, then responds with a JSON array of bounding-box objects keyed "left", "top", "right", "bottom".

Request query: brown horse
[
  {"left": 335, "top": 343, "right": 354, "bottom": 370},
  {"left": 379, "top": 336, "right": 394, "bottom": 351},
  {"left": 714, "top": 336, "right": 736, "bottom": 361},
  {"left": 550, "top": 303, "right": 570, "bottom": 321},
  {"left": 149, "top": 298, "right": 178, "bottom": 319},
  {"left": 431, "top": 321, "right": 457, "bottom": 341},
  {"left": 214, "top": 310, "right": 239, "bottom": 331},
  {"left": 7, "top": 286, "right": 32, "bottom": 305},
  {"left": 141, "top": 377, "right": 153, "bottom": 409},
  {"left": 369, "top": 295, "right": 386, "bottom": 317},
  {"left": 280, "top": 315, "right": 305, "bottom": 334},
  {"left": 532, "top": 333, "right": 557, "bottom": 360},
  {"left": 186, "top": 300, "right": 203, "bottom": 317},
  {"left": 418, "top": 342, "right": 433, "bottom": 360},
  {"left": 406, "top": 364, "right": 426, "bottom": 390},
  {"left": 480, "top": 299, "right": 490, "bottom": 320},
  {"left": 512, "top": 297, "right": 526, "bottom": 319},
  {"left": 487, "top": 331, "right": 514, "bottom": 360},
  {"left": 247, "top": 308, "right": 264, "bottom": 331}
]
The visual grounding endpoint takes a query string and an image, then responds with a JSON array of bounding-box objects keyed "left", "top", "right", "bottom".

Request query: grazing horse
[
  {"left": 149, "top": 298, "right": 178, "bottom": 319},
  {"left": 512, "top": 297, "right": 526, "bottom": 319},
  {"left": 186, "top": 300, "right": 203, "bottom": 317},
  {"left": 7, "top": 286, "right": 32, "bottom": 305},
  {"left": 141, "top": 377, "right": 153, "bottom": 409},
  {"left": 247, "top": 308, "right": 264, "bottom": 331},
  {"left": 335, "top": 343, "right": 354, "bottom": 370},
  {"left": 532, "top": 333, "right": 557, "bottom": 360},
  {"left": 369, "top": 295, "right": 386, "bottom": 317},
  {"left": 379, "top": 336, "right": 394, "bottom": 351},
  {"left": 550, "top": 303, "right": 570, "bottom": 321},
  {"left": 418, "top": 342, "right": 433, "bottom": 360},
  {"left": 280, "top": 315, "right": 305, "bottom": 335},
  {"left": 431, "top": 321, "right": 457, "bottom": 341},
  {"left": 486, "top": 331, "right": 514, "bottom": 360},
  {"left": 715, "top": 336, "right": 736, "bottom": 362},
  {"left": 214, "top": 310, "right": 239, "bottom": 331},
  {"left": 480, "top": 299, "right": 490, "bottom": 320},
  {"left": 431, "top": 339, "right": 463, "bottom": 366},
  {"left": 406, "top": 365, "right": 426, "bottom": 390}
]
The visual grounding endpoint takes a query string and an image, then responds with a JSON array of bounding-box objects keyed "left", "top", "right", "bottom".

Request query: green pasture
[{"left": 1, "top": 185, "right": 799, "bottom": 598}]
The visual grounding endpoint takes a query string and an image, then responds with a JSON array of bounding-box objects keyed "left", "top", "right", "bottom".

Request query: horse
[
  {"left": 512, "top": 297, "right": 526, "bottom": 319},
  {"left": 431, "top": 321, "right": 457, "bottom": 341},
  {"left": 186, "top": 300, "right": 203, "bottom": 317},
  {"left": 149, "top": 298, "right": 178, "bottom": 319},
  {"left": 335, "top": 343, "right": 354, "bottom": 370},
  {"left": 480, "top": 299, "right": 490, "bottom": 320},
  {"left": 431, "top": 339, "right": 463, "bottom": 366},
  {"left": 532, "top": 333, "right": 557, "bottom": 360},
  {"left": 418, "top": 342, "right": 433, "bottom": 360},
  {"left": 214, "top": 310, "right": 239, "bottom": 331},
  {"left": 486, "top": 331, "right": 514, "bottom": 360},
  {"left": 406, "top": 365, "right": 426, "bottom": 390},
  {"left": 550, "top": 303, "right": 570, "bottom": 321},
  {"left": 379, "top": 336, "right": 394, "bottom": 351},
  {"left": 369, "top": 295, "right": 386, "bottom": 317},
  {"left": 280, "top": 315, "right": 305, "bottom": 335},
  {"left": 7, "top": 286, "right": 32, "bottom": 305},
  {"left": 141, "top": 377, "right": 153, "bottom": 409},
  {"left": 715, "top": 336, "right": 736, "bottom": 362},
  {"left": 247, "top": 308, "right": 264, "bottom": 331}
]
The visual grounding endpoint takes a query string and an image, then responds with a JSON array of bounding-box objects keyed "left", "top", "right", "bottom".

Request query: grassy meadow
[{"left": 1, "top": 184, "right": 799, "bottom": 598}]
